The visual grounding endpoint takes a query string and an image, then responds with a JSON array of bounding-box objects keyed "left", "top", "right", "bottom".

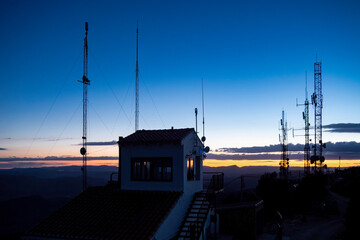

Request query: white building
[
  {"left": 119, "top": 128, "right": 203, "bottom": 193},
  {"left": 23, "top": 128, "right": 223, "bottom": 240}
]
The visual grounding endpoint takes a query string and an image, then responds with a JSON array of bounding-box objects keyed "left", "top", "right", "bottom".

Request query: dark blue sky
[{"left": 0, "top": 0, "right": 359, "bottom": 158}]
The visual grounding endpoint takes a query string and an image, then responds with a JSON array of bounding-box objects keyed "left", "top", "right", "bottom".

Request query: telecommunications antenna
[{"left": 78, "top": 22, "right": 90, "bottom": 191}]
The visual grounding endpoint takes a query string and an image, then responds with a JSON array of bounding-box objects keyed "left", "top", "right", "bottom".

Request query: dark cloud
[
  {"left": 323, "top": 123, "right": 360, "bottom": 133},
  {"left": 324, "top": 141, "right": 360, "bottom": 153},
  {"left": 218, "top": 142, "right": 360, "bottom": 154},
  {"left": 82, "top": 141, "right": 117, "bottom": 146},
  {"left": 218, "top": 143, "right": 305, "bottom": 153},
  {"left": 0, "top": 148, "right": 7, "bottom": 150},
  {"left": 212, "top": 141, "right": 360, "bottom": 161}
]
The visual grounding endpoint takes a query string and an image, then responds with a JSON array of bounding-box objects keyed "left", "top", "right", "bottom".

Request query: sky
[{"left": 0, "top": 0, "right": 359, "bottom": 168}]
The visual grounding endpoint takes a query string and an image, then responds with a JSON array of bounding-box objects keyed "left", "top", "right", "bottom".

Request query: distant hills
[{"left": 0, "top": 164, "right": 297, "bottom": 239}]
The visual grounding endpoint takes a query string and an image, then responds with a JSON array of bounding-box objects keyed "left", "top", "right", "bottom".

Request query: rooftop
[
  {"left": 120, "top": 128, "right": 195, "bottom": 145},
  {"left": 24, "top": 187, "right": 182, "bottom": 240}
]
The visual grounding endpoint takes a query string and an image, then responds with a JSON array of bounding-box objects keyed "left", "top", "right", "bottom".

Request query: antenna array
[
  {"left": 311, "top": 61, "right": 326, "bottom": 171},
  {"left": 279, "top": 110, "right": 289, "bottom": 178},
  {"left": 296, "top": 73, "right": 311, "bottom": 174}
]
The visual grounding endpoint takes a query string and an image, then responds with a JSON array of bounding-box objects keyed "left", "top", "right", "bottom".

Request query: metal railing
[
  {"left": 108, "top": 172, "right": 118, "bottom": 186},
  {"left": 195, "top": 172, "right": 224, "bottom": 239},
  {"left": 203, "top": 172, "right": 224, "bottom": 193}
]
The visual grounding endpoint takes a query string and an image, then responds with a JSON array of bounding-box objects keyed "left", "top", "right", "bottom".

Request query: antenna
[
  {"left": 279, "top": 110, "right": 289, "bottom": 178},
  {"left": 78, "top": 22, "right": 90, "bottom": 191},
  {"left": 296, "top": 72, "right": 310, "bottom": 174},
  {"left": 135, "top": 23, "right": 139, "bottom": 131},
  {"left": 305, "top": 71, "right": 308, "bottom": 100},
  {"left": 200, "top": 79, "right": 210, "bottom": 156},
  {"left": 201, "top": 78, "right": 206, "bottom": 142},
  {"left": 311, "top": 60, "right": 325, "bottom": 171},
  {"left": 195, "top": 108, "right": 198, "bottom": 134}
]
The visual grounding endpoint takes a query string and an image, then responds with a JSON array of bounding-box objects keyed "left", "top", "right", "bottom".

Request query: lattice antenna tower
[
  {"left": 311, "top": 61, "right": 326, "bottom": 171},
  {"left": 135, "top": 23, "right": 139, "bottom": 131},
  {"left": 296, "top": 72, "right": 311, "bottom": 174},
  {"left": 279, "top": 110, "right": 289, "bottom": 178},
  {"left": 79, "top": 22, "right": 90, "bottom": 191}
]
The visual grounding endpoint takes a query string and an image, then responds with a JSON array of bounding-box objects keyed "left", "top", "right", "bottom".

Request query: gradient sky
[{"left": 0, "top": 0, "right": 359, "bottom": 162}]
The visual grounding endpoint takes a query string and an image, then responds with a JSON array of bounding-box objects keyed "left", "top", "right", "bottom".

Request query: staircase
[{"left": 177, "top": 191, "right": 210, "bottom": 240}]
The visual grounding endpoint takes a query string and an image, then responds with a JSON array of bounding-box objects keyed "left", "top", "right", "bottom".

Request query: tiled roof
[
  {"left": 121, "top": 128, "right": 195, "bottom": 145},
  {"left": 24, "top": 187, "right": 183, "bottom": 240}
]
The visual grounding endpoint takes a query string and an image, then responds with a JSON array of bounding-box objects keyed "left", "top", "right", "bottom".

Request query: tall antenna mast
[
  {"left": 297, "top": 72, "right": 310, "bottom": 174},
  {"left": 311, "top": 60, "right": 325, "bottom": 171},
  {"left": 200, "top": 79, "right": 210, "bottom": 156},
  {"left": 79, "top": 22, "right": 90, "bottom": 191},
  {"left": 195, "top": 108, "right": 198, "bottom": 134},
  {"left": 135, "top": 23, "right": 139, "bottom": 131},
  {"left": 201, "top": 78, "right": 206, "bottom": 142},
  {"left": 279, "top": 110, "right": 289, "bottom": 178}
]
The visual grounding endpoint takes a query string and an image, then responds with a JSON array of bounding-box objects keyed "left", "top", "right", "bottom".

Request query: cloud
[
  {"left": 207, "top": 153, "right": 283, "bottom": 160},
  {"left": 211, "top": 141, "right": 360, "bottom": 161},
  {"left": 323, "top": 123, "right": 360, "bottom": 133},
  {"left": 46, "top": 137, "right": 76, "bottom": 142},
  {"left": 81, "top": 141, "right": 117, "bottom": 146},
  {"left": 1, "top": 142, "right": 359, "bottom": 163},
  {"left": 324, "top": 141, "right": 360, "bottom": 153},
  {"left": 218, "top": 143, "right": 304, "bottom": 153},
  {"left": 0, "top": 147, "right": 7, "bottom": 150}
]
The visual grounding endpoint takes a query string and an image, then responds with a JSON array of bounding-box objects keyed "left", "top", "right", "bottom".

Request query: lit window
[{"left": 187, "top": 157, "right": 194, "bottom": 181}]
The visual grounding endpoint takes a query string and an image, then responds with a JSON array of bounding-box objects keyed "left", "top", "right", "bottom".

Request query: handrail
[
  {"left": 177, "top": 172, "right": 224, "bottom": 239},
  {"left": 194, "top": 172, "right": 224, "bottom": 239},
  {"left": 203, "top": 172, "right": 224, "bottom": 193}
]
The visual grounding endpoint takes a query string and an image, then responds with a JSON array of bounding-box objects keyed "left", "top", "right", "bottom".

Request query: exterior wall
[
  {"left": 120, "top": 131, "right": 203, "bottom": 193},
  {"left": 182, "top": 133, "right": 204, "bottom": 195},
  {"left": 121, "top": 144, "right": 184, "bottom": 191},
  {"left": 152, "top": 192, "right": 194, "bottom": 240}
]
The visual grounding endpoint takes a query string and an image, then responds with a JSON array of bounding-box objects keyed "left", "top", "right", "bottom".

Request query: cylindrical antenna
[
  {"left": 195, "top": 108, "right": 198, "bottom": 134},
  {"left": 201, "top": 78, "right": 206, "bottom": 142},
  {"left": 305, "top": 71, "right": 308, "bottom": 100}
]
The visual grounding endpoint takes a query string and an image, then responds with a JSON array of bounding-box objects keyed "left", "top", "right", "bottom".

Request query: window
[
  {"left": 195, "top": 156, "right": 201, "bottom": 180},
  {"left": 187, "top": 156, "right": 201, "bottom": 181},
  {"left": 187, "top": 157, "right": 194, "bottom": 181},
  {"left": 131, "top": 158, "right": 172, "bottom": 181}
]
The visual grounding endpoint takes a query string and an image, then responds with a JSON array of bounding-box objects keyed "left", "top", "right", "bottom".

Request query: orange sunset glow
[
  {"left": 1, "top": 157, "right": 359, "bottom": 170},
  {"left": 204, "top": 159, "right": 360, "bottom": 168}
]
